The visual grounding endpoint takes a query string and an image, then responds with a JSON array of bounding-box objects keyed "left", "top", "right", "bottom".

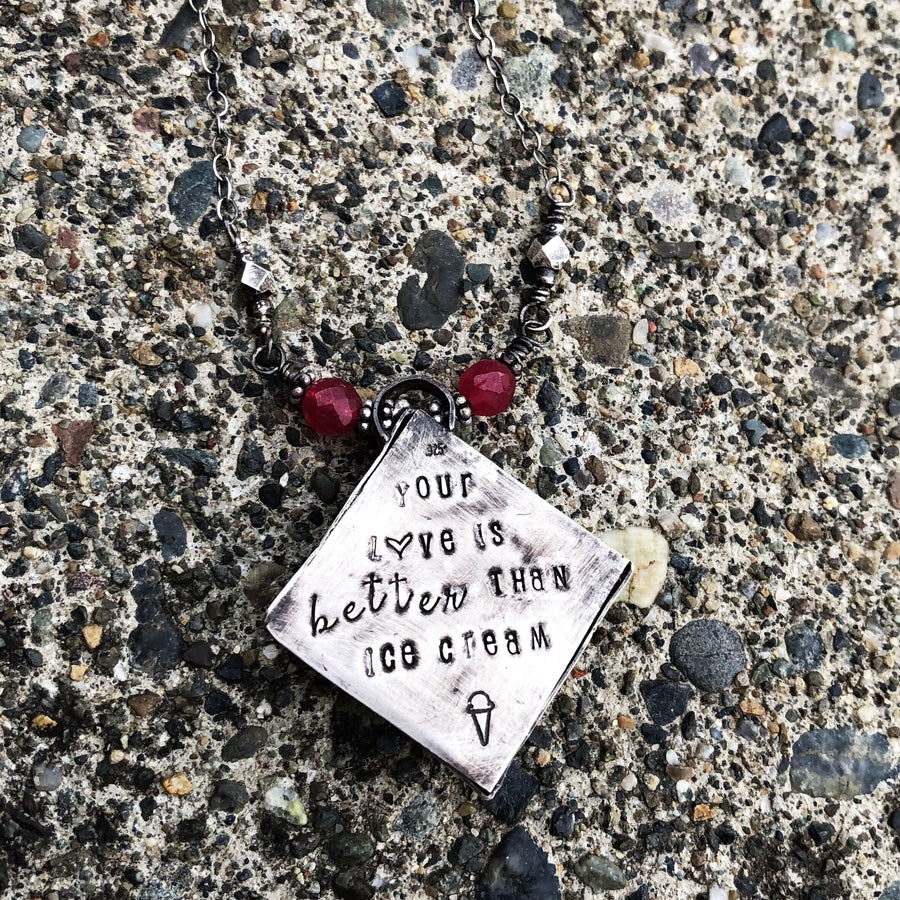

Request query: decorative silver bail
[{"left": 372, "top": 375, "right": 457, "bottom": 443}]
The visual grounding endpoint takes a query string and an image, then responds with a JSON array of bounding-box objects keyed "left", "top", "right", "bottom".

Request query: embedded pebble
[
  {"left": 857, "top": 73, "right": 884, "bottom": 110},
  {"left": 602, "top": 527, "right": 669, "bottom": 608},
  {"left": 574, "top": 854, "right": 628, "bottom": 891},
  {"left": 640, "top": 679, "right": 693, "bottom": 725},
  {"left": 479, "top": 826, "right": 559, "bottom": 899},
  {"left": 17, "top": 125, "right": 46, "bottom": 152},
  {"left": 221, "top": 725, "right": 268, "bottom": 762},
  {"left": 33, "top": 763, "right": 63, "bottom": 792},
  {"left": 784, "top": 624, "right": 823, "bottom": 672},
  {"left": 263, "top": 783, "right": 308, "bottom": 825},
  {"left": 632, "top": 318, "right": 649, "bottom": 346},
  {"left": 397, "top": 230, "right": 464, "bottom": 329},
  {"left": 669, "top": 620, "right": 747, "bottom": 692},
  {"left": 830, "top": 433, "right": 868, "bottom": 459},
  {"left": 790, "top": 728, "right": 898, "bottom": 798}
]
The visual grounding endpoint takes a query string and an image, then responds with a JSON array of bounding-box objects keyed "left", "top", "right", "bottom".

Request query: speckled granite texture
[{"left": 1, "top": 0, "right": 899, "bottom": 897}]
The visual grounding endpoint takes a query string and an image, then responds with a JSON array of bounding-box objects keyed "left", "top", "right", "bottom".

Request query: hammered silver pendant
[{"left": 267, "top": 411, "right": 631, "bottom": 796}]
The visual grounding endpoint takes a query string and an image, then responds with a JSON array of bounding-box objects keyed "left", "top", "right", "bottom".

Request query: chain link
[
  {"left": 189, "top": 0, "right": 246, "bottom": 253},
  {"left": 459, "top": 0, "right": 574, "bottom": 206}
]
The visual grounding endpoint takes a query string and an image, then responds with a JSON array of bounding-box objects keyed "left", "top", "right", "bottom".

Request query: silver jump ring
[
  {"left": 251, "top": 343, "right": 286, "bottom": 376},
  {"left": 545, "top": 176, "right": 576, "bottom": 207},
  {"left": 519, "top": 302, "right": 553, "bottom": 332}
]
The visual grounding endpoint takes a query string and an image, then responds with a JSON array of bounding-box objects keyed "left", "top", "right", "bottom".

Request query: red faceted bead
[
  {"left": 458, "top": 359, "right": 516, "bottom": 416},
  {"left": 301, "top": 378, "right": 361, "bottom": 436}
]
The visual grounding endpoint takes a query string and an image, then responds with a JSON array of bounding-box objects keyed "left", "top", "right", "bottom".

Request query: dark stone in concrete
[
  {"left": 669, "top": 619, "right": 747, "bottom": 692},
  {"left": 169, "top": 161, "right": 215, "bottom": 227},
  {"left": 790, "top": 727, "right": 898, "bottom": 798},
  {"left": 397, "top": 230, "right": 464, "bottom": 330},
  {"left": 477, "top": 825, "right": 559, "bottom": 900},
  {"left": 640, "top": 679, "right": 693, "bottom": 725},
  {"left": 221, "top": 725, "right": 268, "bottom": 762}
]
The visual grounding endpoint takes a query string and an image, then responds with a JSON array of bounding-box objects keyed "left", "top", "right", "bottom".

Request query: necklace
[{"left": 189, "top": 0, "right": 631, "bottom": 797}]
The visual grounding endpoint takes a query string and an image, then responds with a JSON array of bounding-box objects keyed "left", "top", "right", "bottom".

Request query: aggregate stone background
[{"left": 1, "top": 0, "right": 900, "bottom": 898}]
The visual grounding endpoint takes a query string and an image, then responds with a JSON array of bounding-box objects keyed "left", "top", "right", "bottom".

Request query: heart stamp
[{"left": 384, "top": 532, "right": 413, "bottom": 559}]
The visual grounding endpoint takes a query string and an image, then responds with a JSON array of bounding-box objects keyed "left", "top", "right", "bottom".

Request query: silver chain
[
  {"left": 189, "top": 0, "right": 247, "bottom": 254},
  {"left": 187, "top": 0, "right": 572, "bottom": 379},
  {"left": 188, "top": 0, "right": 575, "bottom": 249},
  {"left": 460, "top": 0, "right": 574, "bottom": 206}
]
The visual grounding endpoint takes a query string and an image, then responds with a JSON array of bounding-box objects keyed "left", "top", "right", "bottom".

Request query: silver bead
[
  {"left": 382, "top": 417, "right": 393, "bottom": 432},
  {"left": 290, "top": 386, "right": 305, "bottom": 403},
  {"left": 534, "top": 266, "right": 556, "bottom": 286},
  {"left": 453, "top": 393, "right": 473, "bottom": 421},
  {"left": 527, "top": 234, "right": 570, "bottom": 270},
  {"left": 427, "top": 400, "right": 441, "bottom": 415},
  {"left": 359, "top": 402, "right": 373, "bottom": 421},
  {"left": 240, "top": 261, "right": 277, "bottom": 294},
  {"left": 299, "top": 372, "right": 313, "bottom": 388}
]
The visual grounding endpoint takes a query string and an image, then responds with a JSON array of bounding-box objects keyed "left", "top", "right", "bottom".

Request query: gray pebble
[
  {"left": 790, "top": 727, "right": 898, "bottom": 798},
  {"left": 155, "top": 447, "right": 219, "bottom": 477},
  {"left": 479, "top": 825, "right": 559, "bottom": 899},
  {"left": 484, "top": 762, "right": 537, "bottom": 824},
  {"left": 451, "top": 47, "right": 483, "bottom": 92},
  {"left": 168, "top": 160, "right": 215, "bottom": 227},
  {"left": 857, "top": 73, "right": 884, "bottom": 110},
  {"left": 365, "top": 0, "right": 407, "bottom": 27},
  {"left": 669, "top": 619, "right": 747, "bottom": 692},
  {"left": 393, "top": 791, "right": 441, "bottom": 839},
  {"left": 371, "top": 81, "right": 409, "bottom": 118},
  {"left": 574, "top": 853, "right": 627, "bottom": 891},
  {"left": 13, "top": 224, "right": 49, "bottom": 259},
  {"left": 563, "top": 314, "right": 631, "bottom": 366},
  {"left": 650, "top": 240, "right": 696, "bottom": 260},
  {"left": 397, "top": 230, "right": 463, "bottom": 330},
  {"left": 17, "top": 125, "right": 46, "bottom": 152},
  {"left": 743, "top": 418, "right": 767, "bottom": 446},
  {"left": 153, "top": 508, "right": 187, "bottom": 561},
  {"left": 467, "top": 262, "right": 492, "bottom": 285},
  {"left": 536, "top": 380, "right": 562, "bottom": 413},
  {"left": 39, "top": 372, "right": 70, "bottom": 405},
  {"left": 830, "top": 433, "right": 868, "bottom": 459},
  {"left": 221, "top": 725, "right": 268, "bottom": 762},
  {"left": 640, "top": 679, "right": 693, "bottom": 725},
  {"left": 33, "top": 763, "right": 63, "bottom": 792},
  {"left": 311, "top": 468, "right": 340, "bottom": 503},
  {"left": 78, "top": 383, "right": 99, "bottom": 407},
  {"left": 785, "top": 624, "right": 823, "bottom": 671},
  {"left": 327, "top": 831, "right": 375, "bottom": 866}
]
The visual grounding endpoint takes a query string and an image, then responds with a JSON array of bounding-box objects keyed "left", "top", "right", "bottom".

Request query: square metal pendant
[{"left": 267, "top": 411, "right": 631, "bottom": 796}]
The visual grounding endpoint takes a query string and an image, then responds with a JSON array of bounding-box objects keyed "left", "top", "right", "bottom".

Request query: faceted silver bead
[
  {"left": 241, "top": 261, "right": 277, "bottom": 294},
  {"left": 527, "top": 235, "right": 570, "bottom": 271}
]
